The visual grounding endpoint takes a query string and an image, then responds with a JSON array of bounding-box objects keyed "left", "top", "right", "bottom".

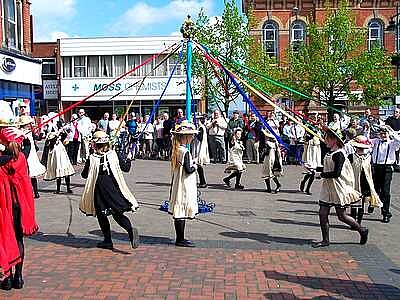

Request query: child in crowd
[
  {"left": 223, "top": 128, "right": 246, "bottom": 190},
  {"left": 261, "top": 130, "right": 283, "bottom": 193},
  {"left": 300, "top": 134, "right": 322, "bottom": 195},
  {"left": 348, "top": 135, "right": 382, "bottom": 225},
  {"left": 169, "top": 121, "right": 199, "bottom": 247}
]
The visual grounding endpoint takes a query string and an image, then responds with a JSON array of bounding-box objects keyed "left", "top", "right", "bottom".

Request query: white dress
[
  {"left": 169, "top": 146, "right": 198, "bottom": 219},
  {"left": 302, "top": 136, "right": 322, "bottom": 170},
  {"left": 319, "top": 149, "right": 360, "bottom": 206},
  {"left": 25, "top": 132, "right": 46, "bottom": 177},
  {"left": 262, "top": 140, "right": 283, "bottom": 178},
  {"left": 44, "top": 140, "right": 75, "bottom": 180},
  {"left": 191, "top": 123, "right": 210, "bottom": 166},
  {"left": 225, "top": 140, "right": 246, "bottom": 173}
]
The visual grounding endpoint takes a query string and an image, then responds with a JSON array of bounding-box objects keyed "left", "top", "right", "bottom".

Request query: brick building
[
  {"left": 243, "top": 0, "right": 398, "bottom": 118},
  {"left": 0, "top": 0, "right": 41, "bottom": 116},
  {"left": 32, "top": 42, "right": 59, "bottom": 113}
]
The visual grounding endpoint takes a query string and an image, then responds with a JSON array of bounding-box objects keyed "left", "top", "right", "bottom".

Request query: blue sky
[{"left": 32, "top": 0, "right": 242, "bottom": 42}]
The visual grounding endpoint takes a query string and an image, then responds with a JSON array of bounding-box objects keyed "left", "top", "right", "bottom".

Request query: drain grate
[{"left": 237, "top": 210, "right": 256, "bottom": 217}]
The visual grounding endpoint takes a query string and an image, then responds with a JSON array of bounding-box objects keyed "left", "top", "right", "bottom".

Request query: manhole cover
[{"left": 237, "top": 210, "right": 256, "bottom": 217}]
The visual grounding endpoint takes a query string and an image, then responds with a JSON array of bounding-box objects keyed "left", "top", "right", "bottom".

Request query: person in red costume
[{"left": 0, "top": 125, "right": 39, "bottom": 290}]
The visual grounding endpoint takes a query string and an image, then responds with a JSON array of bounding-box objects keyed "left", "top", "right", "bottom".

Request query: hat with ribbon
[
  {"left": 18, "top": 115, "right": 34, "bottom": 126},
  {"left": 171, "top": 120, "right": 198, "bottom": 135},
  {"left": 350, "top": 135, "right": 372, "bottom": 149},
  {"left": 0, "top": 127, "right": 25, "bottom": 144},
  {"left": 92, "top": 130, "right": 110, "bottom": 144},
  {"left": 323, "top": 126, "right": 345, "bottom": 146}
]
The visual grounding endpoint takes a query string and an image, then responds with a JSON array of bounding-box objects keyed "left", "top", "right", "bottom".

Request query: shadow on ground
[
  {"left": 88, "top": 229, "right": 173, "bottom": 245},
  {"left": 219, "top": 231, "right": 313, "bottom": 245},
  {"left": 270, "top": 218, "right": 349, "bottom": 230},
  {"left": 264, "top": 270, "right": 400, "bottom": 299}
]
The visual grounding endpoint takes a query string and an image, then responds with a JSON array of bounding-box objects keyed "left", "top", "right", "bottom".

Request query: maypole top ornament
[{"left": 180, "top": 15, "right": 196, "bottom": 39}]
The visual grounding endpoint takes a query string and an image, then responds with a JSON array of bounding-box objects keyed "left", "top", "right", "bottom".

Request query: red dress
[{"left": 0, "top": 153, "right": 38, "bottom": 278}]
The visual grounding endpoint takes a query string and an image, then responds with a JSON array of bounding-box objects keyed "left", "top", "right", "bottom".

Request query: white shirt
[
  {"left": 207, "top": 117, "right": 227, "bottom": 136},
  {"left": 144, "top": 123, "right": 154, "bottom": 140},
  {"left": 108, "top": 120, "right": 120, "bottom": 132},
  {"left": 288, "top": 124, "right": 305, "bottom": 142},
  {"left": 267, "top": 119, "right": 280, "bottom": 136},
  {"left": 371, "top": 136, "right": 400, "bottom": 165},
  {"left": 77, "top": 116, "right": 92, "bottom": 137}
]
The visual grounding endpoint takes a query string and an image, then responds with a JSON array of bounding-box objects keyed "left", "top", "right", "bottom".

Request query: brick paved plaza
[{"left": 1, "top": 160, "right": 400, "bottom": 299}]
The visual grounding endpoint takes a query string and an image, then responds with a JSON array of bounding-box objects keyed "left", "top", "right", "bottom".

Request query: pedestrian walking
[
  {"left": 79, "top": 131, "right": 139, "bottom": 250},
  {"left": 169, "top": 121, "right": 199, "bottom": 247}
]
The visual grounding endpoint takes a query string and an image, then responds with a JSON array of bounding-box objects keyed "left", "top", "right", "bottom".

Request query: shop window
[
  {"left": 262, "top": 21, "right": 279, "bottom": 58},
  {"left": 100, "top": 56, "right": 113, "bottom": 77},
  {"left": 368, "top": 19, "right": 384, "bottom": 50},
  {"left": 62, "top": 57, "right": 72, "bottom": 78},
  {"left": 42, "top": 58, "right": 56, "bottom": 75},
  {"left": 74, "top": 56, "right": 86, "bottom": 77},
  {"left": 141, "top": 55, "right": 154, "bottom": 76},
  {"left": 87, "top": 56, "right": 99, "bottom": 77},
  {"left": 114, "top": 55, "right": 126, "bottom": 77},
  {"left": 155, "top": 55, "right": 167, "bottom": 76},
  {"left": 128, "top": 55, "right": 141, "bottom": 76},
  {"left": 168, "top": 56, "right": 183, "bottom": 76}
]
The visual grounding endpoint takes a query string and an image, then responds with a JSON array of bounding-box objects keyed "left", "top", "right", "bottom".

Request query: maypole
[{"left": 181, "top": 15, "right": 195, "bottom": 121}]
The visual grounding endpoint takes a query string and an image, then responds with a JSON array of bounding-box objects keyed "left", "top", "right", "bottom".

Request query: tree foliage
[{"left": 286, "top": 0, "right": 396, "bottom": 117}]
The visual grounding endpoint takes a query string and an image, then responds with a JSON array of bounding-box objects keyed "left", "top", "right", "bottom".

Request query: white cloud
[
  {"left": 31, "top": 0, "right": 77, "bottom": 42},
  {"left": 112, "top": 0, "right": 214, "bottom": 35}
]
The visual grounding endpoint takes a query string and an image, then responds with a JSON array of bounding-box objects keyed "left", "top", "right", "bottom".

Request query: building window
[
  {"left": 62, "top": 57, "right": 72, "bottom": 78},
  {"left": 101, "top": 56, "right": 113, "bottom": 77},
  {"left": 87, "top": 56, "right": 99, "bottom": 77},
  {"left": 168, "top": 56, "right": 183, "bottom": 76},
  {"left": 155, "top": 55, "right": 167, "bottom": 76},
  {"left": 42, "top": 58, "right": 56, "bottom": 75},
  {"left": 141, "top": 55, "right": 154, "bottom": 76},
  {"left": 368, "top": 19, "right": 383, "bottom": 50},
  {"left": 3, "top": 0, "right": 17, "bottom": 49},
  {"left": 262, "top": 21, "right": 279, "bottom": 58},
  {"left": 291, "top": 21, "right": 306, "bottom": 51},
  {"left": 114, "top": 55, "right": 126, "bottom": 77},
  {"left": 128, "top": 55, "right": 141, "bottom": 76},
  {"left": 74, "top": 56, "right": 86, "bottom": 77}
]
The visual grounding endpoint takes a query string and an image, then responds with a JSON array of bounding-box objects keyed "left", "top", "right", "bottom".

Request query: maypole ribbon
[
  {"left": 128, "top": 44, "right": 186, "bottom": 157},
  {"left": 35, "top": 41, "right": 180, "bottom": 131},
  {"left": 195, "top": 43, "right": 287, "bottom": 147},
  {"left": 197, "top": 42, "right": 324, "bottom": 142}
]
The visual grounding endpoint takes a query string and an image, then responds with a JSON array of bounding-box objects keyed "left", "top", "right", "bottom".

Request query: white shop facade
[{"left": 60, "top": 36, "right": 200, "bottom": 121}]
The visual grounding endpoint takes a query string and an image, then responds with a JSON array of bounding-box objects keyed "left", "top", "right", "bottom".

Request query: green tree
[
  {"left": 285, "top": 0, "right": 396, "bottom": 119},
  {"left": 192, "top": 0, "right": 250, "bottom": 114}
]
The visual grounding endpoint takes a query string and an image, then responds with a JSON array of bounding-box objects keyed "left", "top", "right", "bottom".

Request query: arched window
[
  {"left": 290, "top": 20, "right": 306, "bottom": 50},
  {"left": 368, "top": 19, "right": 384, "bottom": 50},
  {"left": 262, "top": 21, "right": 279, "bottom": 58}
]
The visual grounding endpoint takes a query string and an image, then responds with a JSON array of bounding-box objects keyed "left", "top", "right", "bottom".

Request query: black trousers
[
  {"left": 67, "top": 139, "right": 80, "bottom": 165},
  {"left": 372, "top": 165, "right": 393, "bottom": 216},
  {"left": 96, "top": 210, "right": 132, "bottom": 242}
]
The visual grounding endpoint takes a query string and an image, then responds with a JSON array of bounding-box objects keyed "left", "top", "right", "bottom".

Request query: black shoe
[
  {"left": 367, "top": 206, "right": 374, "bottom": 214},
  {"left": 1, "top": 276, "right": 12, "bottom": 290},
  {"left": 198, "top": 183, "right": 208, "bottom": 188},
  {"left": 223, "top": 178, "right": 231, "bottom": 187},
  {"left": 175, "top": 239, "right": 195, "bottom": 247},
  {"left": 274, "top": 185, "right": 281, "bottom": 193},
  {"left": 312, "top": 241, "right": 330, "bottom": 248},
  {"left": 265, "top": 188, "right": 272, "bottom": 193},
  {"left": 305, "top": 190, "right": 312, "bottom": 195},
  {"left": 382, "top": 215, "right": 391, "bottom": 223},
  {"left": 12, "top": 275, "right": 24, "bottom": 289},
  {"left": 66, "top": 189, "right": 73, "bottom": 194},
  {"left": 234, "top": 184, "right": 244, "bottom": 190},
  {"left": 128, "top": 228, "right": 139, "bottom": 249},
  {"left": 53, "top": 191, "right": 61, "bottom": 194},
  {"left": 359, "top": 227, "right": 369, "bottom": 245},
  {"left": 34, "top": 193, "right": 40, "bottom": 199},
  {"left": 96, "top": 241, "right": 113, "bottom": 250}
]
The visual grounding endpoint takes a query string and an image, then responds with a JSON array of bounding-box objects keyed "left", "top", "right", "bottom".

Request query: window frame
[
  {"left": 262, "top": 21, "right": 279, "bottom": 58},
  {"left": 290, "top": 20, "right": 306, "bottom": 51},
  {"left": 41, "top": 58, "right": 56, "bottom": 75},
  {"left": 73, "top": 56, "right": 87, "bottom": 78},
  {"left": 367, "top": 19, "right": 384, "bottom": 50}
]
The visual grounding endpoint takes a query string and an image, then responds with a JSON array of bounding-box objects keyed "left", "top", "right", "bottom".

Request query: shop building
[
  {"left": 59, "top": 36, "right": 201, "bottom": 121},
  {"left": 32, "top": 42, "right": 59, "bottom": 114},
  {"left": 0, "top": 0, "right": 41, "bottom": 116},
  {"left": 243, "top": 0, "right": 397, "bottom": 118}
]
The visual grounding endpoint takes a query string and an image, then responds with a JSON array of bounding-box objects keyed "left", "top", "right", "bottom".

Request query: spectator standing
[
  {"left": 154, "top": 115, "right": 165, "bottom": 159},
  {"left": 207, "top": 110, "right": 227, "bottom": 163},
  {"left": 98, "top": 113, "right": 110, "bottom": 133},
  {"left": 385, "top": 108, "right": 400, "bottom": 170},
  {"left": 143, "top": 115, "right": 154, "bottom": 159},
  {"left": 245, "top": 113, "right": 261, "bottom": 163},
  {"left": 163, "top": 113, "right": 174, "bottom": 158},
  {"left": 175, "top": 108, "right": 186, "bottom": 125},
  {"left": 287, "top": 120, "right": 305, "bottom": 164},
  {"left": 64, "top": 114, "right": 80, "bottom": 165},
  {"left": 77, "top": 109, "right": 92, "bottom": 163},
  {"left": 267, "top": 111, "right": 280, "bottom": 136},
  {"left": 108, "top": 113, "right": 120, "bottom": 138}
]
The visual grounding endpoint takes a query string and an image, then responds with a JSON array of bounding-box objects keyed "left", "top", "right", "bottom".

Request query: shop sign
[
  {"left": 43, "top": 80, "right": 58, "bottom": 99},
  {"left": 1, "top": 57, "right": 16, "bottom": 73}
]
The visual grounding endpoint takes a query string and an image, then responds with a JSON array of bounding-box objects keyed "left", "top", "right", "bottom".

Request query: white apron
[
  {"left": 262, "top": 140, "right": 283, "bottom": 178},
  {"left": 169, "top": 146, "right": 198, "bottom": 219},
  {"left": 26, "top": 132, "right": 46, "bottom": 177},
  {"left": 44, "top": 141, "right": 75, "bottom": 180}
]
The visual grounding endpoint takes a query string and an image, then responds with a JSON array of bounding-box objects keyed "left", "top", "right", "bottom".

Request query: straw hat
[
  {"left": 92, "top": 131, "right": 110, "bottom": 144},
  {"left": 171, "top": 120, "right": 198, "bottom": 135},
  {"left": 0, "top": 119, "right": 17, "bottom": 127},
  {"left": 350, "top": 135, "right": 372, "bottom": 149},
  {"left": 18, "top": 115, "right": 34, "bottom": 126},
  {"left": 46, "top": 132, "right": 58, "bottom": 141},
  {"left": 324, "top": 126, "right": 345, "bottom": 146}
]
